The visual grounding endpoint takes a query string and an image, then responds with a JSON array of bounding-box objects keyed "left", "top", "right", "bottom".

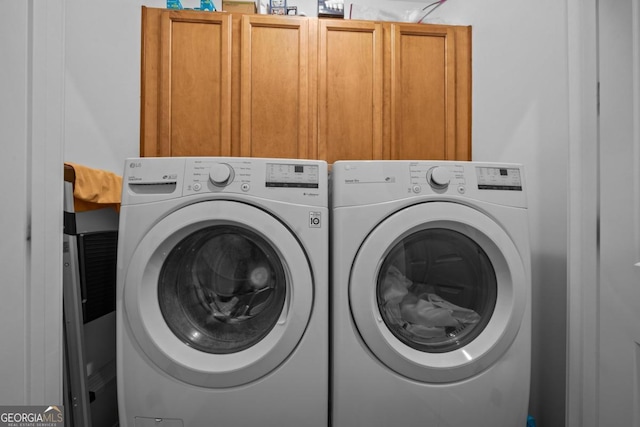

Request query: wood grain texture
[
  {"left": 140, "top": 8, "right": 471, "bottom": 162},
  {"left": 240, "top": 15, "right": 310, "bottom": 158},
  {"left": 318, "top": 19, "right": 383, "bottom": 163}
]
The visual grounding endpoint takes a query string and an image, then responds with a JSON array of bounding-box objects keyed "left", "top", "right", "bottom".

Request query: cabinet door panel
[
  {"left": 141, "top": 8, "right": 471, "bottom": 162},
  {"left": 240, "top": 16, "right": 310, "bottom": 158},
  {"left": 390, "top": 25, "right": 463, "bottom": 160},
  {"left": 318, "top": 20, "right": 383, "bottom": 163},
  {"left": 158, "top": 11, "right": 232, "bottom": 157},
  {"left": 141, "top": 7, "right": 161, "bottom": 157}
]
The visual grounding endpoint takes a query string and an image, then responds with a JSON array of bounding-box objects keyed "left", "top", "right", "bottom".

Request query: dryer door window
[
  {"left": 349, "top": 202, "right": 528, "bottom": 383},
  {"left": 158, "top": 225, "right": 286, "bottom": 354},
  {"left": 377, "top": 228, "right": 497, "bottom": 353}
]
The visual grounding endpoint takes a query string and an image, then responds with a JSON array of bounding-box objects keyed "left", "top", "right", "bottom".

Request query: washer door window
[
  {"left": 377, "top": 228, "right": 497, "bottom": 354},
  {"left": 350, "top": 202, "right": 527, "bottom": 383},
  {"left": 158, "top": 225, "right": 286, "bottom": 354},
  {"left": 124, "top": 201, "right": 313, "bottom": 388}
]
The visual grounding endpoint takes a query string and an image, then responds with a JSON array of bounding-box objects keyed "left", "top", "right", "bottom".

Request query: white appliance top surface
[
  {"left": 331, "top": 160, "right": 527, "bottom": 208},
  {"left": 121, "top": 157, "right": 328, "bottom": 207}
]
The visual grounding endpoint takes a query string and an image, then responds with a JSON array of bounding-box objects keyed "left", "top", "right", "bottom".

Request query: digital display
[
  {"left": 266, "top": 163, "right": 319, "bottom": 188},
  {"left": 476, "top": 167, "right": 522, "bottom": 191}
]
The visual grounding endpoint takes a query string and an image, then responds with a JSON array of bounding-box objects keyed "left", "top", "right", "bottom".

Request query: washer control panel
[
  {"left": 265, "top": 163, "right": 320, "bottom": 188},
  {"left": 183, "top": 158, "right": 322, "bottom": 197},
  {"left": 184, "top": 159, "right": 248, "bottom": 193},
  {"left": 122, "top": 157, "right": 326, "bottom": 206}
]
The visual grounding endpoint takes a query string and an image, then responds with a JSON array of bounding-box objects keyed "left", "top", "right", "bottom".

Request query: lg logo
[{"left": 309, "top": 212, "right": 321, "bottom": 228}]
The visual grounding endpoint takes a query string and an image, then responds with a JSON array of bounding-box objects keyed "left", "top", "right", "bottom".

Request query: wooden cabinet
[
  {"left": 388, "top": 23, "right": 471, "bottom": 161},
  {"left": 318, "top": 20, "right": 383, "bottom": 162},
  {"left": 239, "top": 15, "right": 313, "bottom": 158},
  {"left": 141, "top": 9, "right": 232, "bottom": 157},
  {"left": 141, "top": 7, "right": 471, "bottom": 161}
]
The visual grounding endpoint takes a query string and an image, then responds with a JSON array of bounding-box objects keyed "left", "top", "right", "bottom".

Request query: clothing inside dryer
[
  {"left": 377, "top": 228, "right": 497, "bottom": 353},
  {"left": 158, "top": 225, "right": 286, "bottom": 354}
]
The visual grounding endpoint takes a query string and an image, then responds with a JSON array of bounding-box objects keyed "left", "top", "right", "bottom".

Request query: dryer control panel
[
  {"left": 409, "top": 164, "right": 523, "bottom": 193},
  {"left": 332, "top": 160, "right": 527, "bottom": 208}
]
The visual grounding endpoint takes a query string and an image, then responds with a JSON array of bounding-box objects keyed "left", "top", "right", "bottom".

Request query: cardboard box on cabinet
[{"left": 222, "top": 0, "right": 257, "bottom": 13}]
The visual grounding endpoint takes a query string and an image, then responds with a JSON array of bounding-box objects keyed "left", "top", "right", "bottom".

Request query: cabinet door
[
  {"left": 318, "top": 20, "right": 383, "bottom": 164},
  {"left": 141, "top": 8, "right": 232, "bottom": 157},
  {"left": 388, "top": 24, "right": 471, "bottom": 160},
  {"left": 240, "top": 15, "right": 312, "bottom": 158}
]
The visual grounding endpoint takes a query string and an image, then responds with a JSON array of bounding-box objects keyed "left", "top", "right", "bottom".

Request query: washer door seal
[
  {"left": 349, "top": 202, "right": 527, "bottom": 383},
  {"left": 124, "top": 201, "right": 313, "bottom": 388}
]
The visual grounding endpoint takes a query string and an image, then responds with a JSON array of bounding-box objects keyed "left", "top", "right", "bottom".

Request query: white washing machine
[
  {"left": 331, "top": 161, "right": 531, "bottom": 427},
  {"left": 116, "top": 157, "right": 328, "bottom": 427}
]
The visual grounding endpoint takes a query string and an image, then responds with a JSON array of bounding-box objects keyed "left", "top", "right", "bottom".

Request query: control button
[
  {"left": 209, "top": 163, "right": 234, "bottom": 186},
  {"left": 193, "top": 182, "right": 202, "bottom": 192},
  {"left": 241, "top": 183, "right": 250, "bottom": 192},
  {"left": 457, "top": 185, "right": 466, "bottom": 194},
  {"left": 412, "top": 185, "right": 422, "bottom": 194},
  {"left": 427, "top": 166, "right": 451, "bottom": 190}
]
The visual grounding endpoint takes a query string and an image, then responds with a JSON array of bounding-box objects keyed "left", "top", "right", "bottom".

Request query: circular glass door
[
  {"left": 377, "top": 228, "right": 497, "bottom": 354},
  {"left": 158, "top": 225, "right": 286, "bottom": 354},
  {"left": 124, "top": 201, "right": 313, "bottom": 388},
  {"left": 350, "top": 202, "right": 527, "bottom": 383}
]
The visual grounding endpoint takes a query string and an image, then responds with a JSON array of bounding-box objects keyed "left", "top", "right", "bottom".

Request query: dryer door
[
  {"left": 123, "top": 201, "right": 313, "bottom": 388},
  {"left": 350, "top": 202, "right": 528, "bottom": 383}
]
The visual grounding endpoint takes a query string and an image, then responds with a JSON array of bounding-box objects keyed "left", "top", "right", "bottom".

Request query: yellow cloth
[{"left": 64, "top": 162, "right": 122, "bottom": 212}]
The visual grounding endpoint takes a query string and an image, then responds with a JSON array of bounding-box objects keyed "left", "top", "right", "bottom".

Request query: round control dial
[
  {"left": 209, "top": 163, "right": 234, "bottom": 187},
  {"left": 427, "top": 166, "right": 451, "bottom": 190}
]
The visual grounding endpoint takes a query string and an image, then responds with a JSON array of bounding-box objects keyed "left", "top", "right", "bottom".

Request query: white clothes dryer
[
  {"left": 331, "top": 161, "right": 531, "bottom": 427},
  {"left": 116, "top": 157, "right": 328, "bottom": 427}
]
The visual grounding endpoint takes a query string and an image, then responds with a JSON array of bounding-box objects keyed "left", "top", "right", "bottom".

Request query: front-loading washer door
[
  {"left": 123, "top": 201, "right": 313, "bottom": 388},
  {"left": 349, "top": 202, "right": 527, "bottom": 383}
]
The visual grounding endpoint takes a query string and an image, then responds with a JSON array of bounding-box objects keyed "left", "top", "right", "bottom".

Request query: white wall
[
  {"left": 62, "top": 0, "right": 166, "bottom": 174},
  {"left": 63, "top": 0, "right": 569, "bottom": 425},
  {"left": 438, "top": 5, "right": 569, "bottom": 427},
  {"left": 1, "top": 0, "right": 65, "bottom": 406},
  {"left": 1, "top": 1, "right": 31, "bottom": 404}
]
